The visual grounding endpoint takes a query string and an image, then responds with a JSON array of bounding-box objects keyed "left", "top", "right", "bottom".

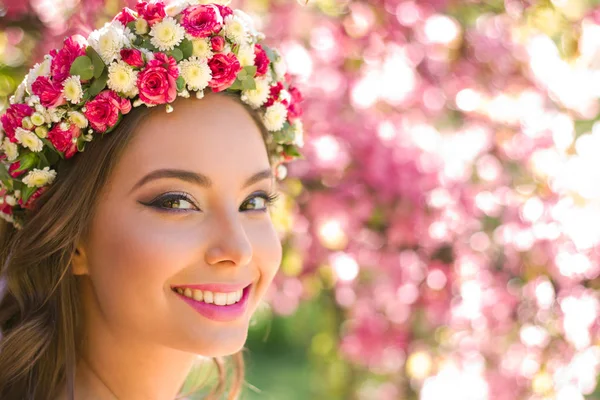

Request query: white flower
[
  {"left": 25, "top": 55, "right": 52, "bottom": 95},
  {"left": 88, "top": 21, "right": 132, "bottom": 64},
  {"left": 262, "top": 102, "right": 288, "bottom": 132},
  {"left": 165, "top": 0, "right": 193, "bottom": 16},
  {"left": 233, "top": 9, "right": 259, "bottom": 38},
  {"left": 237, "top": 43, "right": 256, "bottom": 67},
  {"left": 0, "top": 210, "right": 14, "bottom": 224},
  {"left": 62, "top": 76, "right": 83, "bottom": 104},
  {"left": 139, "top": 48, "right": 155, "bottom": 62},
  {"left": 240, "top": 76, "right": 271, "bottom": 109},
  {"left": 22, "top": 167, "right": 57, "bottom": 188},
  {"left": 107, "top": 61, "right": 138, "bottom": 94},
  {"left": 68, "top": 111, "right": 88, "bottom": 129},
  {"left": 47, "top": 107, "right": 66, "bottom": 123},
  {"left": 223, "top": 15, "right": 249, "bottom": 45},
  {"left": 5, "top": 195, "right": 16, "bottom": 206},
  {"left": 3, "top": 138, "right": 19, "bottom": 161},
  {"left": 150, "top": 17, "right": 185, "bottom": 51},
  {"left": 30, "top": 112, "right": 46, "bottom": 126},
  {"left": 273, "top": 56, "right": 287, "bottom": 81},
  {"left": 10, "top": 81, "right": 27, "bottom": 104},
  {"left": 178, "top": 57, "right": 212, "bottom": 91},
  {"left": 291, "top": 120, "right": 304, "bottom": 147},
  {"left": 135, "top": 18, "right": 149, "bottom": 35},
  {"left": 196, "top": 0, "right": 231, "bottom": 5},
  {"left": 191, "top": 38, "right": 213, "bottom": 59},
  {"left": 15, "top": 128, "right": 44, "bottom": 152}
]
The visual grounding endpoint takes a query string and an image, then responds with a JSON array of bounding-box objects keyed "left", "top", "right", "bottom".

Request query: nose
[{"left": 204, "top": 211, "right": 253, "bottom": 267}]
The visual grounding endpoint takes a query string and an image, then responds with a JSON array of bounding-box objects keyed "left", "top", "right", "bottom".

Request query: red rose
[
  {"left": 113, "top": 7, "right": 137, "bottom": 25},
  {"left": 136, "top": 1, "right": 166, "bottom": 26},
  {"left": 47, "top": 123, "right": 81, "bottom": 158},
  {"left": 137, "top": 53, "right": 178, "bottom": 105},
  {"left": 120, "top": 48, "right": 145, "bottom": 68},
  {"left": 254, "top": 44, "right": 270, "bottom": 76},
  {"left": 0, "top": 103, "right": 33, "bottom": 142},
  {"left": 84, "top": 90, "right": 132, "bottom": 133},
  {"left": 180, "top": 4, "right": 223, "bottom": 38},
  {"left": 211, "top": 36, "right": 226, "bottom": 52},
  {"left": 49, "top": 35, "right": 87, "bottom": 83},
  {"left": 8, "top": 161, "right": 26, "bottom": 178},
  {"left": 264, "top": 81, "right": 284, "bottom": 107},
  {"left": 31, "top": 76, "right": 66, "bottom": 108},
  {"left": 0, "top": 201, "right": 13, "bottom": 216},
  {"left": 19, "top": 186, "right": 47, "bottom": 210},
  {"left": 215, "top": 4, "right": 233, "bottom": 19},
  {"left": 207, "top": 53, "right": 242, "bottom": 93}
]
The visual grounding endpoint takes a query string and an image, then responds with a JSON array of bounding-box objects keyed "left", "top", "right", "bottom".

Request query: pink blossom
[
  {"left": 84, "top": 90, "right": 131, "bottom": 133},
  {"left": 207, "top": 53, "right": 242, "bottom": 92},
  {"left": 31, "top": 76, "right": 66, "bottom": 108},
  {"left": 180, "top": 4, "right": 223, "bottom": 38},
  {"left": 137, "top": 52, "right": 178, "bottom": 105}
]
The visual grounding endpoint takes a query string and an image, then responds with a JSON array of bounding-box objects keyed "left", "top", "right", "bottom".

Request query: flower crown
[{"left": 0, "top": 0, "right": 305, "bottom": 228}]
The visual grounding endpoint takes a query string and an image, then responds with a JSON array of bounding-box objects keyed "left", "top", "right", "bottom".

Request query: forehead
[{"left": 120, "top": 93, "right": 271, "bottom": 187}]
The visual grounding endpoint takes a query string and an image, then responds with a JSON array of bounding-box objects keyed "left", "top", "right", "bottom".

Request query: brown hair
[{"left": 0, "top": 92, "right": 273, "bottom": 400}]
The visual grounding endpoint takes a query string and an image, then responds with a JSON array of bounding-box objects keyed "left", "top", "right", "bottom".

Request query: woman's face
[{"left": 73, "top": 93, "right": 282, "bottom": 357}]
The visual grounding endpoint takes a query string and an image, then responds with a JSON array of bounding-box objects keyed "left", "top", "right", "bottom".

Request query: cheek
[
  {"left": 248, "top": 218, "right": 282, "bottom": 308},
  {"left": 84, "top": 204, "right": 202, "bottom": 333}
]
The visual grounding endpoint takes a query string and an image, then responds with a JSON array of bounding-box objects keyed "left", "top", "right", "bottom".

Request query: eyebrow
[{"left": 131, "top": 168, "right": 273, "bottom": 192}]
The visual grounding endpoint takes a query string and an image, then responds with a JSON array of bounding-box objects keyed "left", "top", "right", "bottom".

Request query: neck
[{"left": 73, "top": 279, "right": 198, "bottom": 400}]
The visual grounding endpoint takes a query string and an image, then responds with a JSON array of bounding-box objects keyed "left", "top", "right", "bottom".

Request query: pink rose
[
  {"left": 0, "top": 103, "right": 33, "bottom": 142},
  {"left": 113, "top": 7, "right": 137, "bottom": 25},
  {"left": 180, "top": 4, "right": 223, "bottom": 38},
  {"left": 207, "top": 53, "right": 242, "bottom": 93},
  {"left": 136, "top": 1, "right": 166, "bottom": 26},
  {"left": 254, "top": 44, "right": 270, "bottom": 76},
  {"left": 264, "top": 81, "right": 284, "bottom": 108},
  {"left": 84, "top": 90, "right": 132, "bottom": 133},
  {"left": 47, "top": 123, "right": 81, "bottom": 158},
  {"left": 19, "top": 186, "right": 47, "bottom": 210},
  {"left": 211, "top": 36, "right": 226, "bottom": 52},
  {"left": 215, "top": 4, "right": 233, "bottom": 19},
  {"left": 31, "top": 76, "right": 66, "bottom": 108},
  {"left": 286, "top": 85, "right": 304, "bottom": 120},
  {"left": 120, "top": 48, "right": 145, "bottom": 68},
  {"left": 8, "top": 161, "right": 26, "bottom": 178},
  {"left": 137, "top": 53, "right": 179, "bottom": 105},
  {"left": 49, "top": 35, "right": 87, "bottom": 83},
  {"left": 0, "top": 201, "right": 13, "bottom": 216}
]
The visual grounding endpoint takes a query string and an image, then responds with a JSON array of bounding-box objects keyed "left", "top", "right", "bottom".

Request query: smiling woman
[{"left": 0, "top": 2, "right": 305, "bottom": 399}]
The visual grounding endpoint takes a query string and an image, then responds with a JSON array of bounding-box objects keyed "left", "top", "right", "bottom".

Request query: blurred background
[{"left": 2, "top": 0, "right": 600, "bottom": 399}]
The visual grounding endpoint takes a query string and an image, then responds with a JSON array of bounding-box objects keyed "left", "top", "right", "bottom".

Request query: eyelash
[{"left": 141, "top": 191, "right": 280, "bottom": 213}]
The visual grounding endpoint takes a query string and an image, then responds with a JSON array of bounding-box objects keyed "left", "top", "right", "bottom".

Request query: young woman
[{"left": 0, "top": 1, "right": 305, "bottom": 399}]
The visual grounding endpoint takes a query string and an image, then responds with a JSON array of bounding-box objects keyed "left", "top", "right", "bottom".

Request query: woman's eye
[
  {"left": 241, "top": 192, "right": 279, "bottom": 212},
  {"left": 142, "top": 193, "right": 199, "bottom": 212}
]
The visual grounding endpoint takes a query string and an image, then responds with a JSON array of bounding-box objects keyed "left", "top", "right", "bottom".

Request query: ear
[{"left": 71, "top": 241, "right": 90, "bottom": 276}]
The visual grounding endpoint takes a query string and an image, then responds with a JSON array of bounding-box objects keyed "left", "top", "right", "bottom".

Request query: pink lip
[{"left": 173, "top": 284, "right": 252, "bottom": 322}]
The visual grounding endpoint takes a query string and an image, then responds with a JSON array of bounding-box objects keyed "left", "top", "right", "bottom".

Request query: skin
[{"left": 58, "top": 92, "right": 283, "bottom": 399}]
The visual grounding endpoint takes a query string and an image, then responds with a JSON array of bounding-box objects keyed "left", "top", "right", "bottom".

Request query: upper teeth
[{"left": 176, "top": 287, "right": 243, "bottom": 306}]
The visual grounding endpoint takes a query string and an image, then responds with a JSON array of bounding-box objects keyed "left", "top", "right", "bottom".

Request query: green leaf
[
  {"left": 283, "top": 144, "right": 302, "bottom": 158},
  {"left": 0, "top": 163, "right": 11, "bottom": 183},
  {"left": 15, "top": 152, "right": 38, "bottom": 172},
  {"left": 20, "top": 185, "right": 36, "bottom": 203},
  {"left": 237, "top": 69, "right": 247, "bottom": 79},
  {"left": 243, "top": 65, "right": 257, "bottom": 77},
  {"left": 242, "top": 77, "right": 256, "bottom": 91},
  {"left": 178, "top": 38, "right": 193, "bottom": 59},
  {"left": 126, "top": 21, "right": 136, "bottom": 32},
  {"left": 140, "top": 37, "right": 158, "bottom": 51},
  {"left": 263, "top": 45, "right": 278, "bottom": 63},
  {"left": 76, "top": 137, "right": 87, "bottom": 152},
  {"left": 88, "top": 71, "right": 109, "bottom": 97},
  {"left": 41, "top": 138, "right": 63, "bottom": 159},
  {"left": 176, "top": 76, "right": 185, "bottom": 91},
  {"left": 228, "top": 79, "right": 243, "bottom": 91},
  {"left": 86, "top": 46, "right": 106, "bottom": 79},
  {"left": 170, "top": 48, "right": 183, "bottom": 62},
  {"left": 70, "top": 56, "right": 94, "bottom": 81}
]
